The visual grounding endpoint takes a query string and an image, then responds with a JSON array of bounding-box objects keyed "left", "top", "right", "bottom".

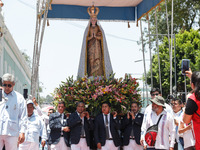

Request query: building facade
[{"left": 0, "top": 7, "right": 31, "bottom": 95}]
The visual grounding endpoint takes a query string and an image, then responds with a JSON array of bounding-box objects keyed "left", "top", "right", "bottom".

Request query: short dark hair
[
  {"left": 172, "top": 98, "right": 183, "bottom": 105},
  {"left": 49, "top": 109, "right": 55, "bottom": 113},
  {"left": 131, "top": 101, "right": 140, "bottom": 107},
  {"left": 58, "top": 101, "right": 65, "bottom": 106},
  {"left": 150, "top": 88, "right": 161, "bottom": 95},
  {"left": 102, "top": 101, "right": 111, "bottom": 107},
  {"left": 76, "top": 101, "right": 85, "bottom": 107}
]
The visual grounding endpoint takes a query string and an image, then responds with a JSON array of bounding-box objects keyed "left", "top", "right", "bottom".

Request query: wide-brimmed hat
[{"left": 150, "top": 96, "right": 166, "bottom": 108}]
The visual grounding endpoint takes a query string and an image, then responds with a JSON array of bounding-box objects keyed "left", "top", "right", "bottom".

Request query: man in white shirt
[
  {"left": 141, "top": 88, "right": 173, "bottom": 143},
  {"left": 141, "top": 96, "right": 175, "bottom": 150},
  {"left": 32, "top": 97, "right": 54, "bottom": 150},
  {"left": 18, "top": 100, "right": 47, "bottom": 150},
  {"left": 171, "top": 98, "right": 184, "bottom": 150},
  {"left": 0, "top": 73, "right": 27, "bottom": 150}
]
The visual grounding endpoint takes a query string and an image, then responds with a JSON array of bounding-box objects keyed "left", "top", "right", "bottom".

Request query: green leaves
[
  {"left": 53, "top": 74, "right": 141, "bottom": 116},
  {"left": 147, "top": 29, "right": 200, "bottom": 98}
]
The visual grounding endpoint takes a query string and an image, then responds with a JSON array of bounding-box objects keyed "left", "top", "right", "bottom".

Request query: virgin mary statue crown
[{"left": 87, "top": 5, "right": 99, "bottom": 18}]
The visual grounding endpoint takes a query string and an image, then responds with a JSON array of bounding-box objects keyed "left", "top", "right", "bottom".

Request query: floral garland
[{"left": 53, "top": 74, "right": 141, "bottom": 116}]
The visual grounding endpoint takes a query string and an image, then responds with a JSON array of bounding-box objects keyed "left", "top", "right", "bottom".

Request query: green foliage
[
  {"left": 53, "top": 74, "right": 141, "bottom": 116},
  {"left": 147, "top": 29, "right": 200, "bottom": 97},
  {"left": 147, "top": 0, "right": 200, "bottom": 35}
]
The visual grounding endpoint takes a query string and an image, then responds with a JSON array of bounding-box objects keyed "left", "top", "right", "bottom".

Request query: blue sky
[{"left": 2, "top": 0, "right": 150, "bottom": 96}]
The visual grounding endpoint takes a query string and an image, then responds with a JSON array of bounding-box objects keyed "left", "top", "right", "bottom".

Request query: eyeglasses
[
  {"left": 151, "top": 93, "right": 159, "bottom": 96},
  {"left": 3, "top": 84, "right": 12, "bottom": 88}
]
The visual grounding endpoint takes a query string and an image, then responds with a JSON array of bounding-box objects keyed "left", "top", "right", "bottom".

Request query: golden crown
[{"left": 87, "top": 5, "right": 99, "bottom": 18}]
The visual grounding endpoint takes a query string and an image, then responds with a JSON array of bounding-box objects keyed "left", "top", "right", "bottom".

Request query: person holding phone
[
  {"left": 183, "top": 71, "right": 200, "bottom": 149},
  {"left": 0, "top": 73, "right": 27, "bottom": 150},
  {"left": 68, "top": 101, "right": 93, "bottom": 150}
]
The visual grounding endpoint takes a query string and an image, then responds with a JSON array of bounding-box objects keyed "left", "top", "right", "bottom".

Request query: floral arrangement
[{"left": 53, "top": 74, "right": 141, "bottom": 116}]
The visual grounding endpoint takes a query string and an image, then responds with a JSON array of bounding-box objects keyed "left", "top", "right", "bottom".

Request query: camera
[{"left": 181, "top": 59, "right": 190, "bottom": 75}]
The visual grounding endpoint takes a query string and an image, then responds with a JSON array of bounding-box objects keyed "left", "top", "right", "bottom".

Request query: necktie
[
  {"left": 105, "top": 114, "right": 109, "bottom": 139},
  {"left": 130, "top": 119, "right": 134, "bottom": 138},
  {"left": 60, "top": 114, "right": 63, "bottom": 136},
  {"left": 60, "top": 114, "right": 63, "bottom": 125},
  {"left": 81, "top": 118, "right": 85, "bottom": 137}
]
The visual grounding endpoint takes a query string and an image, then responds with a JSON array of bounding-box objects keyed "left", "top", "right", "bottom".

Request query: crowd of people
[{"left": 0, "top": 71, "right": 200, "bottom": 150}]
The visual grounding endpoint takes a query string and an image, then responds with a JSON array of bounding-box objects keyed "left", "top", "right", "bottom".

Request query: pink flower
[{"left": 92, "top": 94, "right": 98, "bottom": 100}]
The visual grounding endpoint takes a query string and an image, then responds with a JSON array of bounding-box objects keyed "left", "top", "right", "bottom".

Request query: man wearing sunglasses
[
  {"left": 0, "top": 73, "right": 27, "bottom": 150},
  {"left": 140, "top": 88, "right": 173, "bottom": 148}
]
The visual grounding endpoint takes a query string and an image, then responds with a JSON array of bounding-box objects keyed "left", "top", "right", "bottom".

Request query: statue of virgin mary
[{"left": 77, "top": 5, "right": 113, "bottom": 79}]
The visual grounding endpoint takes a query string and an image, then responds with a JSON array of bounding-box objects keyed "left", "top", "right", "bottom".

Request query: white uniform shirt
[
  {"left": 141, "top": 103, "right": 173, "bottom": 140},
  {"left": 181, "top": 120, "right": 195, "bottom": 148},
  {"left": 0, "top": 90, "right": 27, "bottom": 137},
  {"left": 35, "top": 105, "right": 49, "bottom": 125},
  {"left": 25, "top": 113, "right": 47, "bottom": 144},
  {"left": 77, "top": 112, "right": 86, "bottom": 136},
  {"left": 173, "top": 109, "right": 183, "bottom": 140},
  {"left": 141, "top": 110, "right": 175, "bottom": 149}
]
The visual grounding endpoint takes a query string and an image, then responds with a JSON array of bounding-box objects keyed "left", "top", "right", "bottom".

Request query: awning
[{"left": 47, "top": 0, "right": 164, "bottom": 21}]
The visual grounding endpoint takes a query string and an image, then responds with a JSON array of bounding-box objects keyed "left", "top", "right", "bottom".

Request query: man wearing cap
[
  {"left": 32, "top": 97, "right": 54, "bottom": 150},
  {"left": 141, "top": 88, "right": 173, "bottom": 149},
  {"left": 143, "top": 88, "right": 173, "bottom": 119},
  {"left": 141, "top": 96, "right": 175, "bottom": 150},
  {"left": 18, "top": 100, "right": 47, "bottom": 150},
  {"left": 0, "top": 73, "right": 27, "bottom": 150}
]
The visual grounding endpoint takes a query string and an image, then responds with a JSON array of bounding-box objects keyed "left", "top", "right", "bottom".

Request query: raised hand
[
  {"left": 112, "top": 111, "right": 117, "bottom": 118},
  {"left": 32, "top": 97, "right": 38, "bottom": 106},
  {"left": 84, "top": 111, "right": 90, "bottom": 119}
]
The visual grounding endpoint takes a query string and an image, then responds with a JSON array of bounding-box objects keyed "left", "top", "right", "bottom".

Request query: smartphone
[
  {"left": 0, "top": 89, "right": 2, "bottom": 102},
  {"left": 181, "top": 59, "right": 190, "bottom": 75}
]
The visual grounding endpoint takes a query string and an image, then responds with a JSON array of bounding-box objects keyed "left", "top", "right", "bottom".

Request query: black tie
[
  {"left": 130, "top": 119, "right": 134, "bottom": 137},
  {"left": 81, "top": 118, "right": 85, "bottom": 137},
  {"left": 105, "top": 114, "right": 109, "bottom": 139}
]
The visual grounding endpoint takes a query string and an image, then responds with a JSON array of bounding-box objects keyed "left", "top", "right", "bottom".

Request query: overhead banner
[{"left": 47, "top": 0, "right": 163, "bottom": 21}]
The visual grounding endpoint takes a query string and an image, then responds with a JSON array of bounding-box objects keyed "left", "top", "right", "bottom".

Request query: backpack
[{"left": 145, "top": 114, "right": 163, "bottom": 146}]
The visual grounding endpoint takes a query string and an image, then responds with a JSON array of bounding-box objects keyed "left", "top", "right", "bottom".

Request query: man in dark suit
[
  {"left": 122, "top": 102, "right": 143, "bottom": 150},
  {"left": 94, "top": 101, "right": 121, "bottom": 150},
  {"left": 48, "top": 101, "right": 70, "bottom": 150},
  {"left": 68, "top": 102, "right": 93, "bottom": 150}
]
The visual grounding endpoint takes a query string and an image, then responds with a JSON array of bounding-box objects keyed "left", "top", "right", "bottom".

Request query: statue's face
[{"left": 91, "top": 17, "right": 97, "bottom": 26}]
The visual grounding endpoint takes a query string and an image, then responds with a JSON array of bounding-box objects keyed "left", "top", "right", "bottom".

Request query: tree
[
  {"left": 147, "top": 0, "right": 200, "bottom": 36},
  {"left": 146, "top": 29, "right": 200, "bottom": 98}
]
